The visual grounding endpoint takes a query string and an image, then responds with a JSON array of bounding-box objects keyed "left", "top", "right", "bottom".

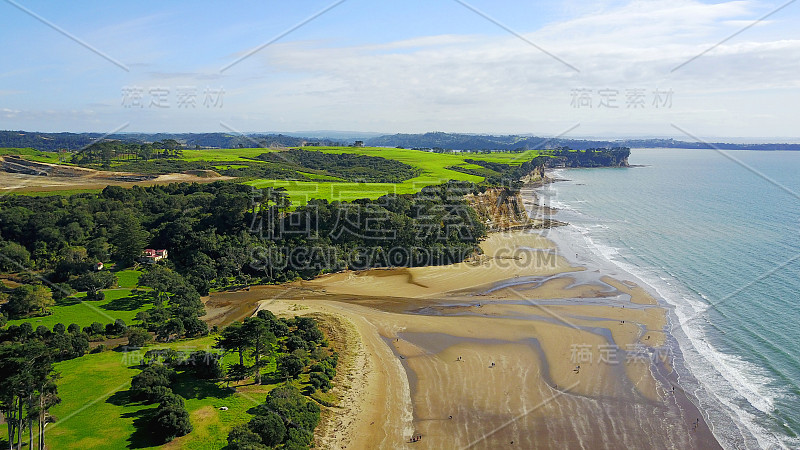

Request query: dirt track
[{"left": 0, "top": 157, "right": 232, "bottom": 193}]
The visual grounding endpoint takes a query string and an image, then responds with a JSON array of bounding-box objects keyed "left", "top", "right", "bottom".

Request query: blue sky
[{"left": 1, "top": 0, "right": 799, "bottom": 139}]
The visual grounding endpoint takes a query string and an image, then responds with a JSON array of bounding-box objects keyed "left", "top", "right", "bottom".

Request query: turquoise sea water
[{"left": 541, "top": 148, "right": 800, "bottom": 449}]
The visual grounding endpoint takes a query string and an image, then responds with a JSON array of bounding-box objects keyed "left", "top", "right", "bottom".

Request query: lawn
[
  {"left": 0, "top": 335, "right": 314, "bottom": 450},
  {"left": 242, "top": 146, "right": 494, "bottom": 204},
  {"left": 2, "top": 146, "right": 545, "bottom": 202},
  {"left": 242, "top": 146, "right": 547, "bottom": 204},
  {"left": 6, "top": 270, "right": 147, "bottom": 329},
  {"left": 6, "top": 287, "right": 152, "bottom": 329}
]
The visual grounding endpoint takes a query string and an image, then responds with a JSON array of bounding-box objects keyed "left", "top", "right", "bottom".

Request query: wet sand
[{"left": 240, "top": 230, "right": 720, "bottom": 449}]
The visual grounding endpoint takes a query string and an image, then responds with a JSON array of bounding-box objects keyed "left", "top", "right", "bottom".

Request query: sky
[{"left": 1, "top": 0, "right": 799, "bottom": 140}]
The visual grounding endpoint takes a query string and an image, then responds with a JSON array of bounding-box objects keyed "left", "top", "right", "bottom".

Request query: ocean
[{"left": 539, "top": 148, "right": 800, "bottom": 449}]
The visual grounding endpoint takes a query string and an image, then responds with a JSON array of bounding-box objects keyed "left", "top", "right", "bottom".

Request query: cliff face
[
  {"left": 465, "top": 181, "right": 564, "bottom": 232},
  {"left": 546, "top": 147, "right": 630, "bottom": 168},
  {"left": 519, "top": 164, "right": 547, "bottom": 184}
]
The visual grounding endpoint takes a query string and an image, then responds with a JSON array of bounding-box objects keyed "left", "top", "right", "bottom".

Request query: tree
[
  {"left": 5, "top": 285, "right": 54, "bottom": 318},
  {"left": 50, "top": 283, "right": 75, "bottom": 302},
  {"left": 130, "top": 365, "right": 176, "bottom": 402},
  {"left": 111, "top": 213, "right": 148, "bottom": 267},
  {"left": 216, "top": 321, "right": 247, "bottom": 366},
  {"left": 285, "top": 335, "right": 307, "bottom": 352},
  {"left": 309, "top": 371, "right": 332, "bottom": 392},
  {"left": 69, "top": 271, "right": 117, "bottom": 295},
  {"left": 0, "top": 241, "right": 31, "bottom": 272},
  {"left": 248, "top": 411, "right": 286, "bottom": 446},
  {"left": 227, "top": 424, "right": 265, "bottom": 450},
  {"left": 156, "top": 318, "right": 184, "bottom": 342},
  {"left": 242, "top": 318, "right": 275, "bottom": 384},
  {"left": 182, "top": 316, "right": 208, "bottom": 338},
  {"left": 127, "top": 328, "right": 152, "bottom": 347},
  {"left": 86, "top": 322, "right": 104, "bottom": 337},
  {"left": 277, "top": 354, "right": 304, "bottom": 380},
  {"left": 138, "top": 266, "right": 184, "bottom": 304},
  {"left": 225, "top": 363, "right": 251, "bottom": 385},
  {"left": 0, "top": 340, "right": 58, "bottom": 450},
  {"left": 153, "top": 393, "right": 192, "bottom": 442},
  {"left": 33, "top": 372, "right": 60, "bottom": 450},
  {"left": 259, "top": 385, "right": 320, "bottom": 446},
  {"left": 105, "top": 319, "right": 127, "bottom": 337}
]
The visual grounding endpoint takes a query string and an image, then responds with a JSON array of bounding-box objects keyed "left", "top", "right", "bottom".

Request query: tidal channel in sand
[{"left": 232, "top": 231, "right": 723, "bottom": 449}]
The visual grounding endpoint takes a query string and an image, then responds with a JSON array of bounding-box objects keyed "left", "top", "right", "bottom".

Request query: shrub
[
  {"left": 85, "top": 290, "right": 105, "bottom": 301},
  {"left": 309, "top": 372, "right": 332, "bottom": 392}
]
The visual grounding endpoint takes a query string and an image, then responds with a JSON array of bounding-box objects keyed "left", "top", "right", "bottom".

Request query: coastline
[{"left": 249, "top": 223, "right": 722, "bottom": 448}]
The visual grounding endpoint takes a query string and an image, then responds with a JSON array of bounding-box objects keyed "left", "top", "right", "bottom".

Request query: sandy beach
[{"left": 232, "top": 229, "right": 722, "bottom": 449}]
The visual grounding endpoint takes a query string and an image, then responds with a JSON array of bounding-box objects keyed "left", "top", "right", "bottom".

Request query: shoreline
[{"left": 249, "top": 226, "right": 721, "bottom": 448}]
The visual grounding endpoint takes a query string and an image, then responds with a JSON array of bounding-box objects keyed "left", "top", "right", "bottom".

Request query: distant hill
[
  {"left": 2, "top": 130, "right": 799, "bottom": 152},
  {"left": 365, "top": 132, "right": 800, "bottom": 151},
  {"left": 0, "top": 131, "right": 346, "bottom": 151}
]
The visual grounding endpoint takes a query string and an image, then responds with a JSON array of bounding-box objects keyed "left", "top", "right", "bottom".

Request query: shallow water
[{"left": 539, "top": 148, "right": 800, "bottom": 449}]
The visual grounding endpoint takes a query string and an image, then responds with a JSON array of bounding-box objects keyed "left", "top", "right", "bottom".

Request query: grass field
[
  {"left": 0, "top": 147, "right": 64, "bottom": 164},
  {"left": 6, "top": 288, "right": 151, "bottom": 329},
  {"left": 7, "top": 270, "right": 146, "bottom": 329},
  {"left": 243, "top": 146, "right": 517, "bottom": 204},
  {"left": 245, "top": 146, "right": 544, "bottom": 204},
  {"left": 0, "top": 333, "right": 328, "bottom": 450},
  {"left": 0, "top": 335, "right": 283, "bottom": 450},
  {"left": 2, "top": 146, "right": 544, "bottom": 202}
]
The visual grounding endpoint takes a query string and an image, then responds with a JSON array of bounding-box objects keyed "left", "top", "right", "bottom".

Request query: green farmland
[{"left": 244, "top": 146, "right": 535, "bottom": 204}]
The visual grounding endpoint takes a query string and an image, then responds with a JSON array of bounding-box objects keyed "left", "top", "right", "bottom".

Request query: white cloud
[
  {"left": 210, "top": 0, "right": 798, "bottom": 136},
  {"left": 4, "top": 0, "right": 797, "bottom": 136}
]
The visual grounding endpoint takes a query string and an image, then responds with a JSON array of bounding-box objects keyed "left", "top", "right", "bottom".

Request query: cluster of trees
[
  {"left": 216, "top": 310, "right": 333, "bottom": 387},
  {"left": 79, "top": 318, "right": 128, "bottom": 342},
  {"left": 2, "top": 285, "right": 54, "bottom": 318},
  {"left": 0, "top": 320, "right": 103, "bottom": 449},
  {"left": 129, "top": 364, "right": 185, "bottom": 441},
  {"left": 70, "top": 139, "right": 183, "bottom": 165},
  {"left": 1, "top": 179, "right": 487, "bottom": 303},
  {"left": 450, "top": 148, "right": 629, "bottom": 189},
  {"left": 134, "top": 266, "right": 208, "bottom": 341},
  {"left": 127, "top": 348, "right": 224, "bottom": 443},
  {"left": 259, "top": 149, "right": 421, "bottom": 183},
  {"left": 0, "top": 131, "right": 344, "bottom": 151},
  {"left": 1, "top": 322, "right": 91, "bottom": 363},
  {"left": 0, "top": 182, "right": 263, "bottom": 295},
  {"left": 227, "top": 385, "right": 320, "bottom": 450},
  {"left": 251, "top": 181, "right": 487, "bottom": 279},
  {"left": 215, "top": 312, "right": 334, "bottom": 448}
]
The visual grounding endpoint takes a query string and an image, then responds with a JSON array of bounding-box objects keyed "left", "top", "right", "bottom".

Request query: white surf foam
[{"left": 546, "top": 212, "right": 795, "bottom": 449}]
